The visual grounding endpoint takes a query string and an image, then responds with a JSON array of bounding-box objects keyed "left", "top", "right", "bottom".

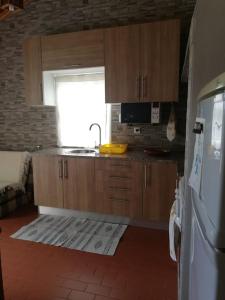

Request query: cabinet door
[
  {"left": 24, "top": 36, "right": 43, "bottom": 105},
  {"left": 105, "top": 25, "right": 140, "bottom": 103},
  {"left": 140, "top": 19, "right": 180, "bottom": 102},
  {"left": 63, "top": 158, "right": 95, "bottom": 211},
  {"left": 41, "top": 29, "right": 104, "bottom": 70},
  {"left": 143, "top": 162, "right": 177, "bottom": 222},
  {"left": 32, "top": 155, "right": 63, "bottom": 208}
]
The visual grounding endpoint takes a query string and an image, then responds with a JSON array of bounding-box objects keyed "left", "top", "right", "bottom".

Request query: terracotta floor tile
[
  {"left": 0, "top": 204, "right": 177, "bottom": 300},
  {"left": 95, "top": 297, "right": 117, "bottom": 300},
  {"left": 54, "top": 287, "right": 71, "bottom": 298},
  {"left": 68, "top": 290, "right": 95, "bottom": 300},
  {"left": 62, "top": 279, "right": 87, "bottom": 291},
  {"left": 79, "top": 274, "right": 102, "bottom": 285},
  {"left": 86, "top": 283, "right": 111, "bottom": 296}
]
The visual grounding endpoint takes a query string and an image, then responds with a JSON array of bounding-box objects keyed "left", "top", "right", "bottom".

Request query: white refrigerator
[{"left": 189, "top": 85, "right": 225, "bottom": 299}]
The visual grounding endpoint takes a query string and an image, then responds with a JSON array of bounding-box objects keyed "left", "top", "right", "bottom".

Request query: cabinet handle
[
  {"left": 40, "top": 82, "right": 43, "bottom": 102},
  {"left": 58, "top": 160, "right": 63, "bottom": 179},
  {"left": 109, "top": 197, "right": 129, "bottom": 202},
  {"left": 144, "top": 164, "right": 151, "bottom": 188},
  {"left": 141, "top": 75, "right": 144, "bottom": 99},
  {"left": 136, "top": 76, "right": 140, "bottom": 98},
  {"left": 64, "top": 160, "right": 68, "bottom": 178},
  {"left": 144, "top": 164, "right": 147, "bottom": 189},
  {"left": 143, "top": 75, "right": 147, "bottom": 98}
]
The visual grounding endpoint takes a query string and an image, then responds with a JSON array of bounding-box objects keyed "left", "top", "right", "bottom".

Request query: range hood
[{"left": 0, "top": 0, "right": 23, "bottom": 10}]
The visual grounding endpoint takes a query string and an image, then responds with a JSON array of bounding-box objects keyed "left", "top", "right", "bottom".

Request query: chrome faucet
[{"left": 89, "top": 123, "right": 102, "bottom": 148}]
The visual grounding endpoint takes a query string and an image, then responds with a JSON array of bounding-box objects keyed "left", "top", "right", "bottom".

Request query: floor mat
[{"left": 11, "top": 214, "right": 127, "bottom": 255}]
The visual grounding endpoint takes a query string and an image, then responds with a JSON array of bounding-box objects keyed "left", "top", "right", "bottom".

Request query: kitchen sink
[{"left": 68, "top": 149, "right": 96, "bottom": 154}]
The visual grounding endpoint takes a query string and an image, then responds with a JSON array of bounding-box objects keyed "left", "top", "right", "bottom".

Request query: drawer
[
  {"left": 106, "top": 176, "right": 132, "bottom": 189},
  {"left": 104, "top": 199, "right": 130, "bottom": 217},
  {"left": 103, "top": 194, "right": 141, "bottom": 218},
  {"left": 95, "top": 159, "right": 132, "bottom": 172},
  {"left": 107, "top": 187, "right": 131, "bottom": 202}
]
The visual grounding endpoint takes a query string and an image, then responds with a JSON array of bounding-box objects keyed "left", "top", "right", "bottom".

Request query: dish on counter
[
  {"left": 99, "top": 144, "right": 128, "bottom": 154},
  {"left": 144, "top": 147, "right": 171, "bottom": 156}
]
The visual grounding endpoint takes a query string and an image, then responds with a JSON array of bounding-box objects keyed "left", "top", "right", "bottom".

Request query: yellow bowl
[{"left": 99, "top": 144, "right": 128, "bottom": 154}]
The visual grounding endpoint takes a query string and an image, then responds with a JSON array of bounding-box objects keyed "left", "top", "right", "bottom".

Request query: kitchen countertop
[{"left": 33, "top": 147, "right": 184, "bottom": 174}]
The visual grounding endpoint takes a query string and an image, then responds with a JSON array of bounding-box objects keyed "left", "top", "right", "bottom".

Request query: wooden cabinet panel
[
  {"left": 33, "top": 155, "right": 177, "bottom": 223},
  {"left": 105, "top": 25, "right": 140, "bottom": 103},
  {"left": 95, "top": 159, "right": 143, "bottom": 218},
  {"left": 32, "top": 155, "right": 63, "bottom": 208},
  {"left": 104, "top": 19, "right": 180, "bottom": 103},
  {"left": 95, "top": 159, "right": 132, "bottom": 171},
  {"left": 24, "top": 36, "right": 43, "bottom": 105},
  {"left": 141, "top": 19, "right": 180, "bottom": 102},
  {"left": 143, "top": 162, "right": 177, "bottom": 222},
  {"left": 63, "top": 157, "right": 95, "bottom": 211},
  {"left": 41, "top": 29, "right": 104, "bottom": 70}
]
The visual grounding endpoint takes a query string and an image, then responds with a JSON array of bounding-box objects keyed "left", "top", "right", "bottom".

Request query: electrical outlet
[{"left": 134, "top": 127, "right": 141, "bottom": 135}]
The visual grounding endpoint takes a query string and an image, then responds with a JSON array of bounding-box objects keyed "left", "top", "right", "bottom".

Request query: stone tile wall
[
  {"left": 0, "top": 0, "right": 195, "bottom": 151},
  {"left": 111, "top": 82, "right": 188, "bottom": 150}
]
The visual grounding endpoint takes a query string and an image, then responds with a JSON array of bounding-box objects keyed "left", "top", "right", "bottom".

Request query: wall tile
[{"left": 0, "top": 0, "right": 195, "bottom": 151}]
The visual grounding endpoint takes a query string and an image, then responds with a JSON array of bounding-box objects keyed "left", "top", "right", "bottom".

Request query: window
[{"left": 44, "top": 67, "right": 111, "bottom": 147}]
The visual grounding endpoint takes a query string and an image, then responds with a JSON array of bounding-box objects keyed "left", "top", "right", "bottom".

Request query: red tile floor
[{"left": 0, "top": 205, "right": 177, "bottom": 300}]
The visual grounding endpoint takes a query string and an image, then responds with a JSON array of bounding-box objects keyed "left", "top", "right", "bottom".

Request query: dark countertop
[{"left": 33, "top": 147, "right": 184, "bottom": 174}]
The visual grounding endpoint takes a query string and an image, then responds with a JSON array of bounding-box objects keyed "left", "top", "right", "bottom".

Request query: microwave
[{"left": 120, "top": 103, "right": 151, "bottom": 123}]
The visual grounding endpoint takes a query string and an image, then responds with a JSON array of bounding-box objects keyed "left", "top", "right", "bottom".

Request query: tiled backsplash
[
  {"left": 0, "top": 0, "right": 194, "bottom": 151},
  {"left": 111, "top": 102, "right": 186, "bottom": 150},
  {"left": 111, "top": 81, "right": 188, "bottom": 149}
]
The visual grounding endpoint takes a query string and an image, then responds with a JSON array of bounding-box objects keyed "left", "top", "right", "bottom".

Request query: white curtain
[{"left": 55, "top": 71, "right": 111, "bottom": 147}]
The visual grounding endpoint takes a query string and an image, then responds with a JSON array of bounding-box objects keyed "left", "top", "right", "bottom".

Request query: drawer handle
[
  {"left": 109, "top": 186, "right": 129, "bottom": 191},
  {"left": 109, "top": 175, "right": 130, "bottom": 179},
  {"left": 109, "top": 197, "right": 129, "bottom": 202},
  {"left": 111, "top": 164, "right": 131, "bottom": 168}
]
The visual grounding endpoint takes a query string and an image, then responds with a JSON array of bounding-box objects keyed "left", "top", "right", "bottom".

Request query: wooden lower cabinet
[
  {"left": 63, "top": 157, "right": 95, "bottom": 211},
  {"left": 32, "top": 155, "right": 94, "bottom": 210},
  {"left": 143, "top": 162, "right": 177, "bottom": 222},
  {"left": 95, "top": 159, "right": 143, "bottom": 218},
  {"left": 33, "top": 155, "right": 178, "bottom": 222},
  {"left": 32, "top": 155, "right": 64, "bottom": 208}
]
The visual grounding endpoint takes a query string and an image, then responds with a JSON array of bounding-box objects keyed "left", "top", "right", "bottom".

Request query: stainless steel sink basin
[{"left": 68, "top": 149, "right": 96, "bottom": 154}]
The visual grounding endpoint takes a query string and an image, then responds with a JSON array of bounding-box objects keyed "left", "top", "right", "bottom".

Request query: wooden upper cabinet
[
  {"left": 143, "top": 162, "right": 177, "bottom": 222},
  {"left": 105, "top": 19, "right": 180, "bottom": 103},
  {"left": 24, "top": 36, "right": 43, "bottom": 105},
  {"left": 32, "top": 155, "right": 64, "bottom": 208},
  {"left": 104, "top": 25, "right": 140, "bottom": 103},
  {"left": 140, "top": 19, "right": 180, "bottom": 102},
  {"left": 41, "top": 29, "right": 104, "bottom": 70}
]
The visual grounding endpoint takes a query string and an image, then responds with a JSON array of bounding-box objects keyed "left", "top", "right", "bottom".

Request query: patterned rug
[{"left": 11, "top": 214, "right": 127, "bottom": 256}]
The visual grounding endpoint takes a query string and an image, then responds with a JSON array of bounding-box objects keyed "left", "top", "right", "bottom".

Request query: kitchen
[{"left": 0, "top": 0, "right": 224, "bottom": 300}]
